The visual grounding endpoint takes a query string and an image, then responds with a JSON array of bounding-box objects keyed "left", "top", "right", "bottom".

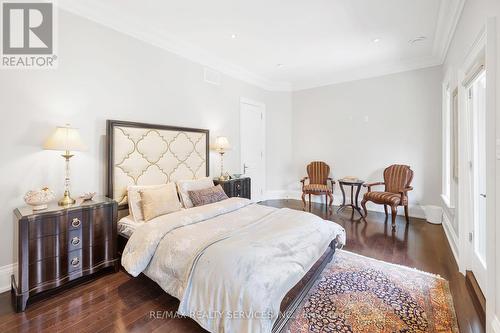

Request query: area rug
[{"left": 284, "top": 250, "right": 459, "bottom": 333}]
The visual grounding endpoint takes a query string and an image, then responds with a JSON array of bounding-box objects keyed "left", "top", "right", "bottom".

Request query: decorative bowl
[
  {"left": 24, "top": 187, "right": 55, "bottom": 210},
  {"left": 232, "top": 173, "right": 242, "bottom": 179},
  {"left": 81, "top": 192, "right": 96, "bottom": 201}
]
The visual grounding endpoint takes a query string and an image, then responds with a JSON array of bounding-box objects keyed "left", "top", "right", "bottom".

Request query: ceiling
[{"left": 58, "top": 0, "right": 465, "bottom": 91}]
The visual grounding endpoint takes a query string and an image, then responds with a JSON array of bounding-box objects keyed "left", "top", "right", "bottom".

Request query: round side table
[{"left": 337, "top": 179, "right": 365, "bottom": 219}]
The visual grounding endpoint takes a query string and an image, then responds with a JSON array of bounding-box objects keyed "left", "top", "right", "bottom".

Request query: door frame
[
  {"left": 239, "top": 97, "right": 266, "bottom": 201},
  {"left": 465, "top": 70, "right": 487, "bottom": 288},
  {"left": 457, "top": 18, "right": 497, "bottom": 327}
]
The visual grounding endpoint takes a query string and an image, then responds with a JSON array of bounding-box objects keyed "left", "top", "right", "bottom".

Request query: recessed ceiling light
[
  {"left": 231, "top": 34, "right": 237, "bottom": 39},
  {"left": 409, "top": 36, "right": 427, "bottom": 44},
  {"left": 276, "top": 63, "right": 284, "bottom": 68},
  {"left": 372, "top": 38, "right": 381, "bottom": 43}
]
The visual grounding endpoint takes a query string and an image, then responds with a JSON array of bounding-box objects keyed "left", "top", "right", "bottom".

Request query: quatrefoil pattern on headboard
[{"left": 112, "top": 125, "right": 207, "bottom": 206}]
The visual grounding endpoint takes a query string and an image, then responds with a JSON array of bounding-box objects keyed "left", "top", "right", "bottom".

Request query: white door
[
  {"left": 240, "top": 99, "right": 265, "bottom": 201},
  {"left": 467, "top": 70, "right": 487, "bottom": 291}
]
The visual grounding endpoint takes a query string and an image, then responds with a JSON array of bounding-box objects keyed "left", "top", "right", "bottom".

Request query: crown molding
[
  {"left": 432, "top": 0, "right": 466, "bottom": 64},
  {"left": 292, "top": 56, "right": 442, "bottom": 91},
  {"left": 56, "top": 1, "right": 292, "bottom": 92},
  {"left": 57, "top": 0, "right": 464, "bottom": 92}
]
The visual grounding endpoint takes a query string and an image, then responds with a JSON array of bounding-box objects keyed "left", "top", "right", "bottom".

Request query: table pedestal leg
[{"left": 337, "top": 182, "right": 365, "bottom": 219}]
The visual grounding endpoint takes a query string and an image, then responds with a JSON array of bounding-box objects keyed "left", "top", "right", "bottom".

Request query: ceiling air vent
[{"left": 204, "top": 68, "right": 221, "bottom": 85}]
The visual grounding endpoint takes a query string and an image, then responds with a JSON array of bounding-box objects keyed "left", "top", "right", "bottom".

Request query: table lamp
[
  {"left": 44, "top": 125, "right": 86, "bottom": 206},
  {"left": 214, "top": 136, "right": 230, "bottom": 181}
]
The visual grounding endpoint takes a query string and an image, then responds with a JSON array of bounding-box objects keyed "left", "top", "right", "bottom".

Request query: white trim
[
  {"left": 456, "top": 24, "right": 487, "bottom": 279},
  {"left": 463, "top": 27, "right": 487, "bottom": 75},
  {"left": 0, "top": 263, "right": 16, "bottom": 293},
  {"left": 492, "top": 316, "right": 500, "bottom": 333},
  {"left": 265, "top": 190, "right": 426, "bottom": 219},
  {"left": 56, "top": 2, "right": 291, "bottom": 92},
  {"left": 240, "top": 97, "right": 266, "bottom": 109},
  {"left": 58, "top": 1, "right": 464, "bottom": 92},
  {"left": 440, "top": 194, "right": 455, "bottom": 211},
  {"left": 455, "top": 20, "right": 497, "bottom": 325},
  {"left": 442, "top": 80, "right": 453, "bottom": 204},
  {"left": 442, "top": 211, "right": 460, "bottom": 269},
  {"left": 292, "top": 59, "right": 442, "bottom": 91},
  {"left": 496, "top": 138, "right": 500, "bottom": 160},
  {"left": 240, "top": 98, "right": 266, "bottom": 202},
  {"left": 432, "top": 0, "right": 466, "bottom": 63},
  {"left": 484, "top": 17, "right": 497, "bottom": 332},
  {"left": 264, "top": 190, "right": 296, "bottom": 201}
]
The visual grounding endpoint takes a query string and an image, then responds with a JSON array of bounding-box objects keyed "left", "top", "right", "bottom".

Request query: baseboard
[
  {"left": 492, "top": 315, "right": 500, "bottom": 333},
  {"left": 0, "top": 263, "right": 16, "bottom": 293},
  {"left": 465, "top": 270, "right": 486, "bottom": 324},
  {"left": 442, "top": 212, "right": 460, "bottom": 267},
  {"left": 265, "top": 190, "right": 426, "bottom": 219},
  {"left": 264, "top": 190, "right": 293, "bottom": 201}
]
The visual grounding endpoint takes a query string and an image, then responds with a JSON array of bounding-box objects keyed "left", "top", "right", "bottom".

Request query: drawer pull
[
  {"left": 71, "top": 257, "right": 80, "bottom": 267},
  {"left": 71, "top": 237, "right": 80, "bottom": 246},
  {"left": 71, "top": 218, "right": 81, "bottom": 228}
]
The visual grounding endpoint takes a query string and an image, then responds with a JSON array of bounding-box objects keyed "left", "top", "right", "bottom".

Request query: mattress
[
  {"left": 117, "top": 215, "right": 143, "bottom": 237},
  {"left": 121, "top": 198, "right": 346, "bottom": 333}
]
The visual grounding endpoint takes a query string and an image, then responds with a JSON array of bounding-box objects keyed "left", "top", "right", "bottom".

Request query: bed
[{"left": 106, "top": 120, "right": 345, "bottom": 333}]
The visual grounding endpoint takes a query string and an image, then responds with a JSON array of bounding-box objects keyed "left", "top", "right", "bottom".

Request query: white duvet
[{"left": 121, "top": 198, "right": 345, "bottom": 333}]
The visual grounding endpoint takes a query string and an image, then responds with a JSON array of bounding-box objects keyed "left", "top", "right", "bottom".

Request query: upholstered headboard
[{"left": 106, "top": 120, "right": 209, "bottom": 208}]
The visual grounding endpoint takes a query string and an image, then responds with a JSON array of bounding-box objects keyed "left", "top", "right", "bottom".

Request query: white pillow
[
  {"left": 127, "top": 183, "right": 179, "bottom": 222},
  {"left": 140, "top": 185, "right": 182, "bottom": 222},
  {"left": 176, "top": 177, "right": 214, "bottom": 208}
]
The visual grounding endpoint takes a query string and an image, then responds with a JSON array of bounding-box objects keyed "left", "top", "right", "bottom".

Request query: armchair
[
  {"left": 361, "top": 165, "right": 414, "bottom": 230},
  {"left": 301, "top": 161, "right": 335, "bottom": 212}
]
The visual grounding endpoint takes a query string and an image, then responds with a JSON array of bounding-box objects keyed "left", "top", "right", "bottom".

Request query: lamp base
[{"left": 58, "top": 191, "right": 76, "bottom": 206}]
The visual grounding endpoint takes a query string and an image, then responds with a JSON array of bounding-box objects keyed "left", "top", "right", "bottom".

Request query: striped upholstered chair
[
  {"left": 361, "top": 164, "right": 414, "bottom": 230},
  {"left": 300, "top": 161, "right": 335, "bottom": 212}
]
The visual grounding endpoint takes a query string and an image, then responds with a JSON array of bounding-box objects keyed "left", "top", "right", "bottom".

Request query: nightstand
[
  {"left": 11, "top": 196, "right": 118, "bottom": 312},
  {"left": 214, "top": 177, "right": 251, "bottom": 199}
]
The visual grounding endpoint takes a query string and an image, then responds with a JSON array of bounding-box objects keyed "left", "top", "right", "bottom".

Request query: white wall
[
  {"left": 4, "top": 8, "right": 496, "bottom": 327},
  {"left": 0, "top": 10, "right": 293, "bottom": 270},
  {"left": 291, "top": 66, "right": 443, "bottom": 217},
  {"left": 441, "top": 0, "right": 500, "bottom": 330}
]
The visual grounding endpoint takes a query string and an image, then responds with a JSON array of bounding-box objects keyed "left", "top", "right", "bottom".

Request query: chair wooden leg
[
  {"left": 404, "top": 205, "right": 409, "bottom": 224},
  {"left": 328, "top": 192, "right": 333, "bottom": 207},
  {"left": 308, "top": 194, "right": 312, "bottom": 212},
  {"left": 384, "top": 205, "right": 388, "bottom": 216},
  {"left": 301, "top": 192, "right": 306, "bottom": 211},
  {"left": 391, "top": 206, "right": 397, "bottom": 230},
  {"left": 361, "top": 199, "right": 368, "bottom": 217}
]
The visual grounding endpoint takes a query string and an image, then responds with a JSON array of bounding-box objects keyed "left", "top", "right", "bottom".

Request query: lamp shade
[
  {"left": 44, "top": 126, "right": 86, "bottom": 152},
  {"left": 214, "top": 136, "right": 230, "bottom": 151}
]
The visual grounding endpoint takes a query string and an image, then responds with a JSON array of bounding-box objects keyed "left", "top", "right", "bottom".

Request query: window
[
  {"left": 442, "top": 82, "right": 457, "bottom": 209},
  {"left": 442, "top": 85, "right": 452, "bottom": 205},
  {"left": 451, "top": 89, "right": 458, "bottom": 182}
]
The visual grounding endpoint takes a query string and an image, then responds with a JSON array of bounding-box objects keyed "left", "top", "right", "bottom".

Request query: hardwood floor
[{"left": 0, "top": 199, "right": 484, "bottom": 333}]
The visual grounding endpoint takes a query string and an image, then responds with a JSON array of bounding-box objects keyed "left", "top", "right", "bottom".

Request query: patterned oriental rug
[{"left": 284, "top": 250, "right": 459, "bottom": 333}]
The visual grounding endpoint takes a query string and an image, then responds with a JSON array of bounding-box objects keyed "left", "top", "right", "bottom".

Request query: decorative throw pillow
[
  {"left": 128, "top": 183, "right": 178, "bottom": 222},
  {"left": 188, "top": 185, "right": 229, "bottom": 207},
  {"left": 176, "top": 177, "right": 214, "bottom": 208},
  {"left": 139, "top": 185, "right": 182, "bottom": 222}
]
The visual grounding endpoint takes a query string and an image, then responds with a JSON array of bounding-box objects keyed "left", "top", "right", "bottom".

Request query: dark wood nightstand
[
  {"left": 11, "top": 196, "right": 118, "bottom": 312},
  {"left": 214, "top": 177, "right": 251, "bottom": 199}
]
